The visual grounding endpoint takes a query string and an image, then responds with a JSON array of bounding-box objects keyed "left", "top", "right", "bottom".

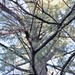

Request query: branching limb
[
  {"left": 60, "top": 4, "right": 75, "bottom": 24},
  {"left": 0, "top": 58, "right": 30, "bottom": 72},
  {"left": 60, "top": 52, "right": 75, "bottom": 75},
  {"left": 10, "top": 0, "right": 59, "bottom": 25},
  {"left": 0, "top": 2, "right": 30, "bottom": 41},
  {"left": 0, "top": 43, "right": 29, "bottom": 61}
]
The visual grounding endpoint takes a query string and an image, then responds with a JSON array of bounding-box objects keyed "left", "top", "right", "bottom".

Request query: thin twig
[
  {"left": 62, "top": 0, "right": 71, "bottom": 9},
  {"left": 10, "top": 1, "right": 59, "bottom": 25},
  {"left": 0, "top": 58, "right": 30, "bottom": 72}
]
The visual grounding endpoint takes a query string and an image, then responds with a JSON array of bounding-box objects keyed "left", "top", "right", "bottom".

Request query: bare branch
[
  {"left": 62, "top": 0, "right": 71, "bottom": 9},
  {"left": 35, "top": 30, "right": 59, "bottom": 54},
  {"left": 63, "top": 29, "right": 75, "bottom": 42},
  {"left": 0, "top": 3, "right": 25, "bottom": 27},
  {"left": 37, "top": 3, "right": 57, "bottom": 22},
  {"left": 35, "top": 14, "right": 75, "bottom": 54},
  {"left": 60, "top": 4, "right": 75, "bottom": 24},
  {"left": 10, "top": 0, "right": 59, "bottom": 25},
  {"left": 60, "top": 52, "right": 75, "bottom": 75},
  {"left": 0, "top": 43, "right": 29, "bottom": 61},
  {"left": 0, "top": 58, "right": 30, "bottom": 73},
  {"left": 0, "top": 2, "right": 30, "bottom": 40}
]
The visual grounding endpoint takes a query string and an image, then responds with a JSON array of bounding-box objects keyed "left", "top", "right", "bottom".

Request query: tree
[{"left": 0, "top": 0, "right": 75, "bottom": 75}]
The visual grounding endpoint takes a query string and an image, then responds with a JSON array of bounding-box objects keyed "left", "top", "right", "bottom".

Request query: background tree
[{"left": 0, "top": 0, "right": 75, "bottom": 75}]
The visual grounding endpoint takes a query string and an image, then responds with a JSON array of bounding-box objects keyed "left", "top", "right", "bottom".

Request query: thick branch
[
  {"left": 34, "top": 5, "right": 75, "bottom": 54},
  {"left": 61, "top": 4, "right": 75, "bottom": 24},
  {"left": 60, "top": 52, "right": 75, "bottom": 75},
  {"left": 57, "top": 3, "right": 75, "bottom": 29},
  {"left": 47, "top": 64, "right": 75, "bottom": 75},
  {"left": 0, "top": 3, "right": 30, "bottom": 40},
  {"left": 0, "top": 3, "right": 25, "bottom": 27},
  {"left": 35, "top": 30, "right": 59, "bottom": 54}
]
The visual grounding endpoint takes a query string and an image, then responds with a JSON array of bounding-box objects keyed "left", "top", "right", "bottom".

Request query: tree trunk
[
  {"left": 35, "top": 60, "right": 47, "bottom": 75},
  {"left": 30, "top": 48, "right": 56, "bottom": 75}
]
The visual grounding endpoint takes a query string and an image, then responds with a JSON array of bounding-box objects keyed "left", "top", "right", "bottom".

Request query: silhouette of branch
[
  {"left": 61, "top": 4, "right": 75, "bottom": 24},
  {"left": 0, "top": 43, "right": 29, "bottom": 61},
  {"left": 60, "top": 52, "right": 75, "bottom": 75},
  {"left": 36, "top": 3, "right": 57, "bottom": 22},
  {"left": 35, "top": 30, "right": 59, "bottom": 54},
  {"left": 0, "top": 58, "right": 30, "bottom": 72},
  {"left": 10, "top": 0, "right": 59, "bottom": 25},
  {"left": 62, "top": 0, "right": 71, "bottom": 9},
  {"left": 34, "top": 3, "right": 75, "bottom": 54},
  {"left": 0, "top": 2, "right": 30, "bottom": 40},
  {"left": 47, "top": 63, "right": 75, "bottom": 75},
  {"left": 4, "top": 62, "right": 28, "bottom": 75}
]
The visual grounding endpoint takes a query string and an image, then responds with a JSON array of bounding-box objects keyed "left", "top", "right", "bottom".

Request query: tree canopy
[{"left": 0, "top": 0, "right": 75, "bottom": 75}]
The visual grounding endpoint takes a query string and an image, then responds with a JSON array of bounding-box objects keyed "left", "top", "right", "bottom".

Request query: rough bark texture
[
  {"left": 29, "top": 50, "right": 56, "bottom": 75},
  {"left": 35, "top": 60, "right": 47, "bottom": 75}
]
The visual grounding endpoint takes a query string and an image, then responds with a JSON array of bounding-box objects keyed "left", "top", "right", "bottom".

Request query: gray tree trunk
[
  {"left": 35, "top": 59, "right": 47, "bottom": 75},
  {"left": 30, "top": 46, "right": 56, "bottom": 75}
]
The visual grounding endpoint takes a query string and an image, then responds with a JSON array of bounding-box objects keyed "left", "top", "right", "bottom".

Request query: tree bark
[{"left": 35, "top": 60, "right": 47, "bottom": 75}]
